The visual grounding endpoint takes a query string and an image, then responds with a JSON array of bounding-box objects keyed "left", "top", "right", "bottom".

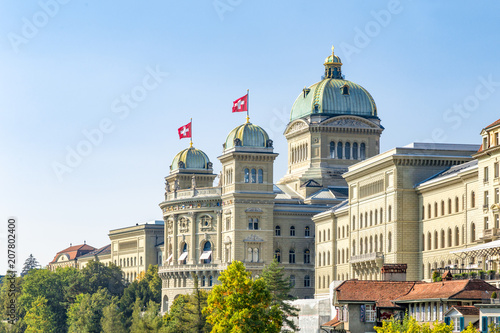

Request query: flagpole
[
  {"left": 190, "top": 118, "right": 193, "bottom": 148},
  {"left": 246, "top": 89, "right": 249, "bottom": 123}
]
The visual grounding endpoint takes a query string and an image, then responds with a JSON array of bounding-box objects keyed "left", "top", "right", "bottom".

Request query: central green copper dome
[{"left": 290, "top": 47, "right": 377, "bottom": 122}]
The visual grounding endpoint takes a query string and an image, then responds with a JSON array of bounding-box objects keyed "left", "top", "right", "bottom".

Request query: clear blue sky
[{"left": 1, "top": 1, "right": 500, "bottom": 271}]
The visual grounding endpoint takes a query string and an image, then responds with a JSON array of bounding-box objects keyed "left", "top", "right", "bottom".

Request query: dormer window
[{"left": 341, "top": 85, "right": 349, "bottom": 95}]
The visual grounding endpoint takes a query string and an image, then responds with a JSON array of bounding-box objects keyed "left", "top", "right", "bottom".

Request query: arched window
[
  {"left": 427, "top": 232, "right": 431, "bottom": 251},
  {"left": 352, "top": 216, "right": 356, "bottom": 230},
  {"left": 370, "top": 211, "right": 373, "bottom": 226},
  {"left": 327, "top": 251, "right": 330, "bottom": 265},
  {"left": 360, "top": 240, "right": 363, "bottom": 254},
  {"left": 258, "top": 169, "right": 263, "bottom": 183},
  {"left": 427, "top": 204, "right": 431, "bottom": 219},
  {"left": 365, "top": 237, "right": 368, "bottom": 254},
  {"left": 251, "top": 169, "right": 256, "bottom": 183},
  {"left": 202, "top": 241, "right": 212, "bottom": 264},
  {"left": 244, "top": 168, "right": 249, "bottom": 183},
  {"left": 304, "top": 249, "right": 310, "bottom": 264},
  {"left": 289, "top": 249, "right": 295, "bottom": 264},
  {"left": 471, "top": 223, "right": 476, "bottom": 241},
  {"left": 370, "top": 236, "right": 373, "bottom": 253},
  {"left": 318, "top": 230, "right": 321, "bottom": 242},
  {"left": 209, "top": 275, "right": 213, "bottom": 286},
  {"left": 275, "top": 225, "right": 281, "bottom": 236},
  {"left": 337, "top": 142, "right": 343, "bottom": 159},
  {"left": 342, "top": 226, "right": 345, "bottom": 238},
  {"left": 471, "top": 191, "right": 476, "bottom": 208},
  {"left": 379, "top": 234, "right": 383, "bottom": 252},
  {"left": 434, "top": 202, "right": 438, "bottom": 217},
  {"left": 360, "top": 143, "right": 366, "bottom": 160},
  {"left": 375, "top": 236, "right": 378, "bottom": 252},
  {"left": 290, "top": 226, "right": 295, "bottom": 236},
  {"left": 360, "top": 214, "right": 363, "bottom": 229},
  {"left": 352, "top": 240, "right": 356, "bottom": 255},
  {"left": 434, "top": 231, "right": 438, "bottom": 249},
  {"left": 330, "top": 142, "right": 335, "bottom": 158},
  {"left": 375, "top": 209, "right": 378, "bottom": 225},
  {"left": 353, "top": 142, "right": 358, "bottom": 159},
  {"left": 448, "top": 199, "right": 452, "bottom": 214},
  {"left": 441, "top": 200, "right": 445, "bottom": 216},
  {"left": 388, "top": 206, "right": 392, "bottom": 222},
  {"left": 448, "top": 228, "right": 452, "bottom": 247},
  {"left": 455, "top": 196, "right": 459, "bottom": 212},
  {"left": 248, "top": 218, "right": 259, "bottom": 230},
  {"left": 305, "top": 226, "right": 310, "bottom": 237},
  {"left": 345, "top": 142, "right": 351, "bottom": 159},
  {"left": 440, "top": 230, "right": 445, "bottom": 248},
  {"left": 318, "top": 252, "right": 321, "bottom": 266},
  {"left": 304, "top": 275, "right": 311, "bottom": 287},
  {"left": 275, "top": 249, "right": 281, "bottom": 263},
  {"left": 290, "top": 275, "right": 295, "bottom": 287},
  {"left": 201, "top": 275, "right": 206, "bottom": 287},
  {"left": 388, "top": 232, "right": 392, "bottom": 252},
  {"left": 455, "top": 226, "right": 460, "bottom": 246},
  {"left": 163, "top": 295, "right": 169, "bottom": 312},
  {"left": 342, "top": 85, "right": 349, "bottom": 95},
  {"left": 380, "top": 208, "right": 383, "bottom": 223}
]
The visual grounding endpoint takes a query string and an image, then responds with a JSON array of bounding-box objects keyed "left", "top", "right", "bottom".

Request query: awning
[
  {"left": 200, "top": 251, "right": 212, "bottom": 260},
  {"left": 166, "top": 254, "right": 173, "bottom": 263},
  {"left": 178, "top": 252, "right": 188, "bottom": 261},
  {"left": 451, "top": 239, "right": 500, "bottom": 257}
]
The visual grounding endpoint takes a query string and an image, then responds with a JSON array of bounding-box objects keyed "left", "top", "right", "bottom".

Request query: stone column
[
  {"left": 172, "top": 214, "right": 178, "bottom": 262},
  {"left": 190, "top": 212, "right": 197, "bottom": 264},
  {"left": 216, "top": 211, "right": 222, "bottom": 262}
]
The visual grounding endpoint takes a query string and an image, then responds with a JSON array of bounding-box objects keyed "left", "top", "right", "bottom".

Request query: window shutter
[
  {"left": 444, "top": 317, "right": 451, "bottom": 325},
  {"left": 460, "top": 317, "right": 465, "bottom": 331},
  {"left": 360, "top": 305, "right": 366, "bottom": 322},
  {"left": 482, "top": 316, "right": 488, "bottom": 333}
]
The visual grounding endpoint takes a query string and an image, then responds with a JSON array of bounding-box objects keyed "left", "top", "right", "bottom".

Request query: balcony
[
  {"left": 482, "top": 228, "right": 500, "bottom": 240},
  {"left": 164, "top": 187, "right": 221, "bottom": 202},
  {"left": 350, "top": 252, "right": 384, "bottom": 264}
]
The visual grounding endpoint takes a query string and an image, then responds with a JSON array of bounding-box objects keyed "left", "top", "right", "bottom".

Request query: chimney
[{"left": 381, "top": 264, "right": 407, "bottom": 281}]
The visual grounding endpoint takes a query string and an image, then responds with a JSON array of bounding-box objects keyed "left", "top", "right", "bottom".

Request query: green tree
[
  {"left": 20, "top": 255, "right": 40, "bottom": 277},
  {"left": 130, "top": 299, "right": 163, "bottom": 333},
  {"left": 489, "top": 322, "right": 500, "bottom": 333},
  {"left": 101, "top": 301, "right": 127, "bottom": 333},
  {"left": 119, "top": 265, "right": 161, "bottom": 326},
  {"left": 461, "top": 321, "right": 478, "bottom": 333},
  {"left": 261, "top": 259, "right": 299, "bottom": 332},
  {"left": 67, "top": 288, "right": 112, "bottom": 333},
  {"left": 374, "top": 314, "right": 453, "bottom": 333},
  {"left": 204, "top": 261, "right": 282, "bottom": 333},
  {"left": 162, "top": 275, "right": 211, "bottom": 333},
  {"left": 18, "top": 269, "right": 67, "bottom": 332},
  {"left": 79, "top": 261, "right": 125, "bottom": 296},
  {"left": 24, "top": 296, "right": 57, "bottom": 333}
]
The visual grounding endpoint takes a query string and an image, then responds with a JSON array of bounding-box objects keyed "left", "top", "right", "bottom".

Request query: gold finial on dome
[
  {"left": 331, "top": 45, "right": 335, "bottom": 56},
  {"left": 189, "top": 141, "right": 193, "bottom": 148},
  {"left": 246, "top": 115, "right": 250, "bottom": 123}
]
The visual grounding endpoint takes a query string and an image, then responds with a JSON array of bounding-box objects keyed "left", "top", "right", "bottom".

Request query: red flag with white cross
[
  {"left": 232, "top": 94, "right": 248, "bottom": 113},
  {"left": 178, "top": 122, "right": 192, "bottom": 139}
]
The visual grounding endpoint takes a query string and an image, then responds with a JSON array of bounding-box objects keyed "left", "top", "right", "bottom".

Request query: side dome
[
  {"left": 290, "top": 46, "right": 377, "bottom": 122},
  {"left": 225, "top": 122, "right": 270, "bottom": 150},
  {"left": 170, "top": 147, "right": 212, "bottom": 172}
]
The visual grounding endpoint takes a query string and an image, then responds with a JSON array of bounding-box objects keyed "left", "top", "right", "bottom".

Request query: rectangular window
[
  {"left": 496, "top": 132, "right": 499, "bottom": 146},
  {"left": 485, "top": 191, "right": 490, "bottom": 207},
  {"left": 485, "top": 217, "right": 490, "bottom": 230},
  {"left": 496, "top": 214, "right": 500, "bottom": 229},
  {"left": 496, "top": 188, "right": 499, "bottom": 204},
  {"left": 365, "top": 304, "right": 376, "bottom": 322},
  {"left": 485, "top": 167, "right": 489, "bottom": 182},
  {"left": 495, "top": 162, "right": 499, "bottom": 178}
]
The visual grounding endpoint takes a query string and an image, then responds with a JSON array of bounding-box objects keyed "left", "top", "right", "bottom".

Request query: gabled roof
[
  {"left": 396, "top": 279, "right": 498, "bottom": 302},
  {"left": 78, "top": 244, "right": 111, "bottom": 259},
  {"left": 301, "top": 179, "right": 321, "bottom": 187},
  {"left": 446, "top": 305, "right": 480, "bottom": 316},
  {"left": 485, "top": 118, "right": 500, "bottom": 131},
  {"left": 50, "top": 244, "right": 96, "bottom": 263},
  {"left": 335, "top": 280, "right": 418, "bottom": 308},
  {"left": 415, "top": 160, "right": 478, "bottom": 188}
]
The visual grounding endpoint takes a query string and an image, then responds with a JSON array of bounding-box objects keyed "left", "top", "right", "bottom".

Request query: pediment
[
  {"left": 243, "top": 234, "right": 264, "bottom": 242},
  {"left": 245, "top": 207, "right": 263, "bottom": 213},
  {"left": 284, "top": 119, "right": 309, "bottom": 135},
  {"left": 322, "top": 116, "right": 377, "bottom": 129}
]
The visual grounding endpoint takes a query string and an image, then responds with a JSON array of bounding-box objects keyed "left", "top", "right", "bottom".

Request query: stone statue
[
  {"left": 217, "top": 171, "right": 223, "bottom": 187},
  {"left": 174, "top": 179, "right": 180, "bottom": 191},
  {"left": 165, "top": 179, "right": 170, "bottom": 193},
  {"left": 191, "top": 174, "right": 197, "bottom": 189}
]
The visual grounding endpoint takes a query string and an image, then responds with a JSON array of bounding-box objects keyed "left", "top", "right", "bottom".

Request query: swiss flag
[
  {"left": 178, "top": 122, "right": 192, "bottom": 139},
  {"left": 232, "top": 94, "right": 248, "bottom": 113}
]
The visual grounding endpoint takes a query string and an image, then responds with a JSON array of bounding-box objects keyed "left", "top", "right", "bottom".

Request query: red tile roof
[
  {"left": 50, "top": 244, "right": 96, "bottom": 263},
  {"left": 335, "top": 280, "right": 419, "bottom": 307},
  {"left": 322, "top": 316, "right": 341, "bottom": 327},
  {"left": 449, "top": 306, "right": 480, "bottom": 316},
  {"left": 396, "top": 279, "right": 498, "bottom": 302},
  {"left": 485, "top": 118, "right": 500, "bottom": 130}
]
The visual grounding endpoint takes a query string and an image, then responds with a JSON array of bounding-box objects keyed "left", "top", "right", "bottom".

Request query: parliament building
[{"left": 158, "top": 46, "right": 500, "bottom": 312}]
